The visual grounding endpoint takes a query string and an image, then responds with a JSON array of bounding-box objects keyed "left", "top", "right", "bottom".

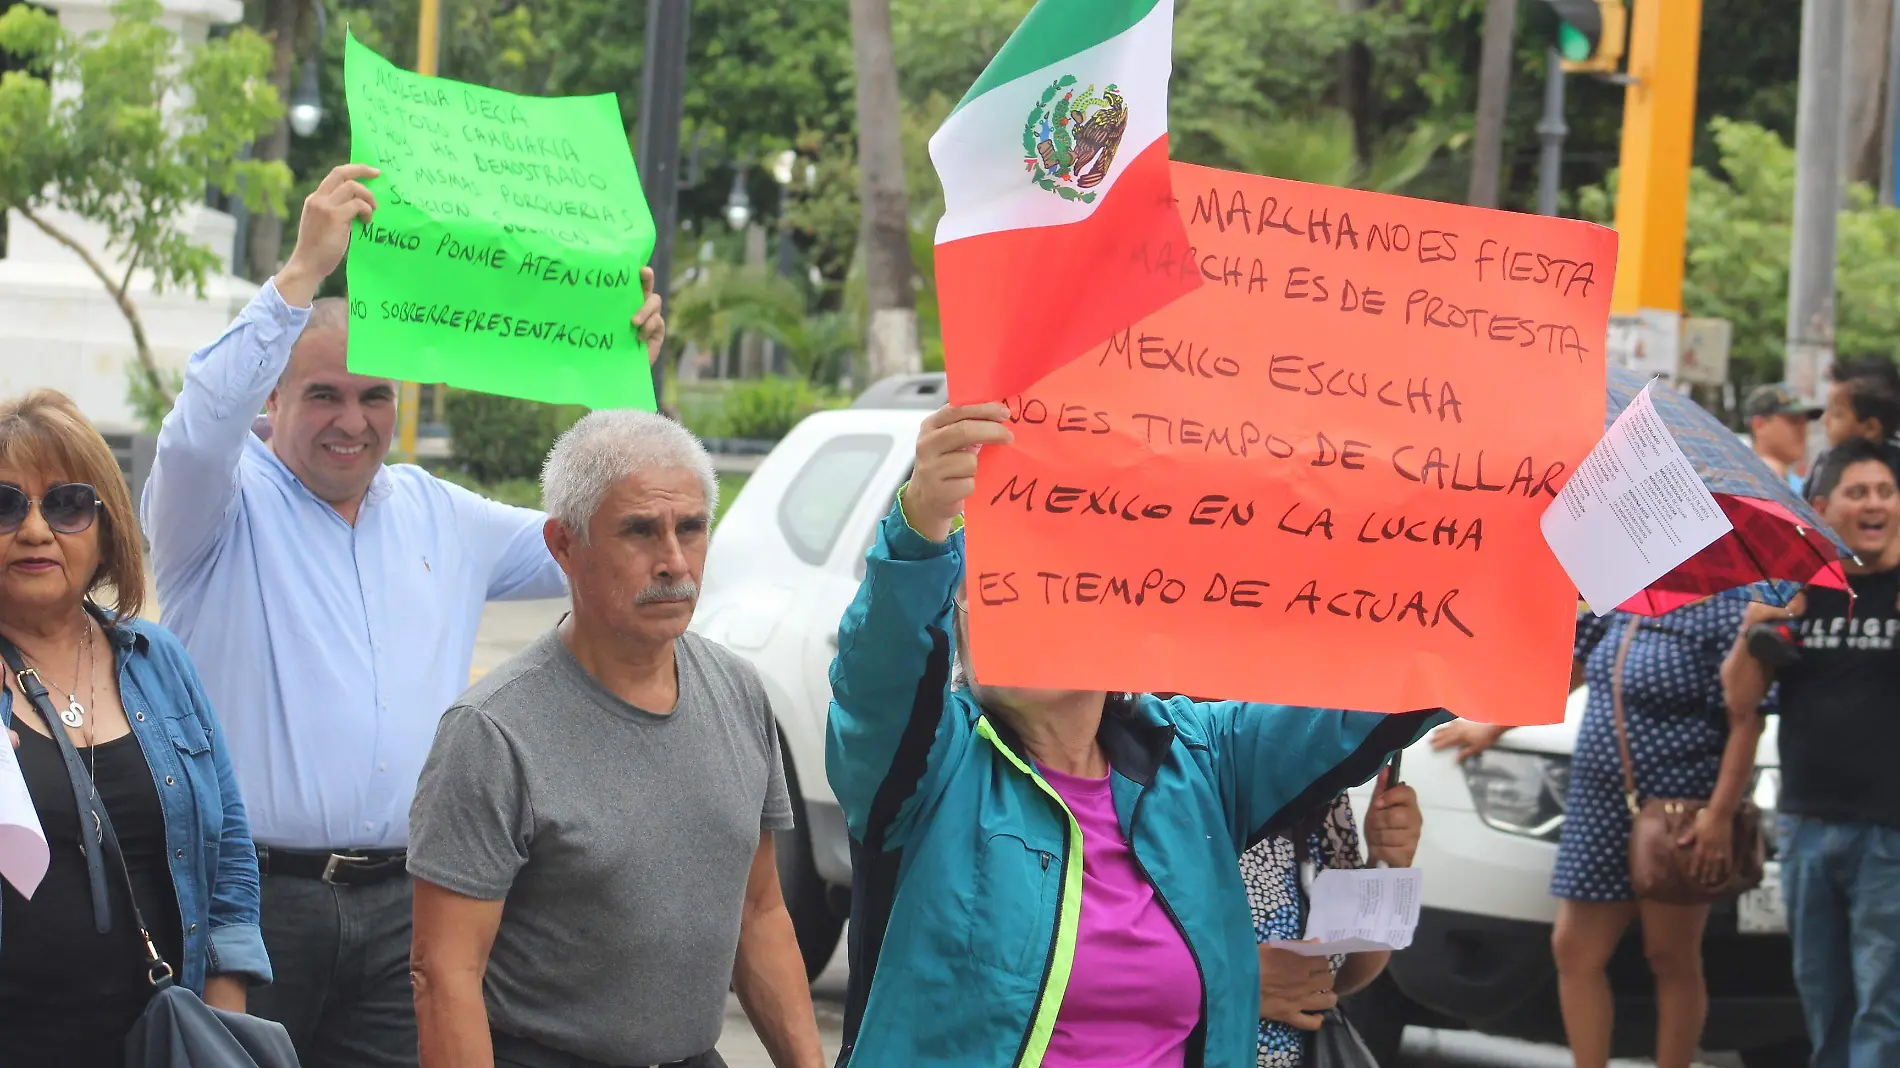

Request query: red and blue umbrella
[{"left": 1604, "top": 368, "right": 1851, "bottom": 616}]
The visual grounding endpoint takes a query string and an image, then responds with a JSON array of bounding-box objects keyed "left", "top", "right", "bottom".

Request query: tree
[
  {"left": 1580, "top": 118, "right": 1900, "bottom": 385},
  {"left": 849, "top": 0, "right": 921, "bottom": 381},
  {"left": 1844, "top": 0, "right": 1894, "bottom": 185},
  {"left": 236, "top": 0, "right": 1813, "bottom": 384},
  {"left": 1464, "top": 0, "right": 1515, "bottom": 206},
  {"left": 1335, "top": 0, "right": 1374, "bottom": 164},
  {"left": 671, "top": 263, "right": 861, "bottom": 385},
  {"left": 1196, "top": 107, "right": 1450, "bottom": 194},
  {"left": 0, "top": 0, "right": 291, "bottom": 405},
  {"left": 245, "top": 0, "right": 310, "bottom": 280}
]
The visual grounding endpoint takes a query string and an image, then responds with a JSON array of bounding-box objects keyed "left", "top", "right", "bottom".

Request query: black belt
[
  {"left": 490, "top": 1031, "right": 709, "bottom": 1068},
  {"left": 257, "top": 847, "right": 409, "bottom": 887}
]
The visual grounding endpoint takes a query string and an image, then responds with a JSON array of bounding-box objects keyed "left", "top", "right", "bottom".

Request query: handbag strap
[
  {"left": 1608, "top": 616, "right": 1643, "bottom": 818},
  {"left": 0, "top": 631, "right": 175, "bottom": 985}
]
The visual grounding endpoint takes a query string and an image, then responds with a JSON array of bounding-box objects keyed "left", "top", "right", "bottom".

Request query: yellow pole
[
  {"left": 397, "top": 0, "right": 441, "bottom": 462},
  {"left": 415, "top": 0, "right": 440, "bottom": 77},
  {"left": 1608, "top": 0, "right": 1702, "bottom": 317}
]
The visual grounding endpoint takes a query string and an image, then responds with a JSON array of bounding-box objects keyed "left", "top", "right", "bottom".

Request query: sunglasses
[{"left": 0, "top": 483, "right": 103, "bottom": 536}]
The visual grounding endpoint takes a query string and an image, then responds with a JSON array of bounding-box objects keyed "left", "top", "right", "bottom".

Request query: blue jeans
[{"left": 1781, "top": 815, "right": 1900, "bottom": 1068}]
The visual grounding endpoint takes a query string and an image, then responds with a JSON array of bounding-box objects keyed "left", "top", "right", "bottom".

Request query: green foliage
[
  {"left": 1169, "top": 0, "right": 1359, "bottom": 161},
  {"left": 124, "top": 362, "right": 184, "bottom": 434},
  {"left": 717, "top": 376, "right": 840, "bottom": 441},
  {"left": 670, "top": 263, "right": 861, "bottom": 385},
  {"left": 441, "top": 390, "right": 583, "bottom": 483},
  {"left": 301, "top": 0, "right": 856, "bottom": 201},
  {"left": 1579, "top": 118, "right": 1900, "bottom": 384},
  {"left": 779, "top": 130, "right": 865, "bottom": 295},
  {"left": 431, "top": 466, "right": 544, "bottom": 509},
  {"left": 685, "top": 376, "right": 843, "bottom": 442},
  {"left": 0, "top": 0, "right": 291, "bottom": 397},
  {"left": 252, "top": 0, "right": 1806, "bottom": 376},
  {"left": 1192, "top": 107, "right": 1449, "bottom": 194},
  {"left": 713, "top": 472, "right": 748, "bottom": 525},
  {"left": 890, "top": 0, "right": 1031, "bottom": 103},
  {"left": 672, "top": 383, "right": 728, "bottom": 442},
  {"left": 0, "top": 0, "right": 290, "bottom": 259}
]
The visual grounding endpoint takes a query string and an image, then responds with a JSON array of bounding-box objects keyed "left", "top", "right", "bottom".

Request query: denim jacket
[{"left": 0, "top": 617, "right": 271, "bottom": 993}]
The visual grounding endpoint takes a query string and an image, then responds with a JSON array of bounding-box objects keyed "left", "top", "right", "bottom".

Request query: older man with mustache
[
  {"left": 406, "top": 411, "right": 824, "bottom": 1068},
  {"left": 139, "top": 163, "right": 667, "bottom": 1068}
]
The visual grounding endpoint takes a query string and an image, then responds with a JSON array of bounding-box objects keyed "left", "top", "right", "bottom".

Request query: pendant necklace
[
  {"left": 57, "top": 623, "right": 91, "bottom": 729},
  {"left": 24, "top": 621, "right": 92, "bottom": 729}
]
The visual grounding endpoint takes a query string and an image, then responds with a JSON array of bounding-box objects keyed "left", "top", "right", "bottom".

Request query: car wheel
[
  {"left": 1739, "top": 1038, "right": 1810, "bottom": 1068},
  {"left": 775, "top": 747, "right": 846, "bottom": 980},
  {"left": 1341, "top": 972, "right": 1414, "bottom": 1065}
]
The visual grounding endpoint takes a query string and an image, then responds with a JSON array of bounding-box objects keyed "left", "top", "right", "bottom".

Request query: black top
[
  {"left": 1775, "top": 567, "right": 1900, "bottom": 831},
  {"left": 0, "top": 726, "right": 184, "bottom": 1068}
]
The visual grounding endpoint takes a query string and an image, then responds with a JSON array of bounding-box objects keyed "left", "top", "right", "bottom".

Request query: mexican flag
[{"left": 930, "top": 0, "right": 1199, "bottom": 404}]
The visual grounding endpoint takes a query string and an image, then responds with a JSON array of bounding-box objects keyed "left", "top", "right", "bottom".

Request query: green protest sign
[{"left": 342, "top": 33, "right": 657, "bottom": 410}]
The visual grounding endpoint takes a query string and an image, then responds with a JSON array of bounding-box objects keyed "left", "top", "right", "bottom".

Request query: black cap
[{"left": 1744, "top": 384, "right": 1822, "bottom": 420}]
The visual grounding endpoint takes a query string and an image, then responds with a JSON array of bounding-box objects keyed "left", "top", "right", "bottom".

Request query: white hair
[{"left": 540, "top": 410, "right": 718, "bottom": 539}]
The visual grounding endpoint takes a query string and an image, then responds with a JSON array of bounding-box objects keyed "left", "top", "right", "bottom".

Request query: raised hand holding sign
[
  {"left": 274, "top": 164, "right": 380, "bottom": 307},
  {"left": 342, "top": 33, "right": 658, "bottom": 410},
  {"left": 958, "top": 162, "right": 1619, "bottom": 725}
]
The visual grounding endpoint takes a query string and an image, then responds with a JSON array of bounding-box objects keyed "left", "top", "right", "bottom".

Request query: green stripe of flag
[{"left": 953, "top": 0, "right": 1162, "bottom": 115}]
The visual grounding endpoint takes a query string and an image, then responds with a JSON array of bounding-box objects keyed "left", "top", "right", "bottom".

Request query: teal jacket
[{"left": 825, "top": 503, "right": 1449, "bottom": 1068}]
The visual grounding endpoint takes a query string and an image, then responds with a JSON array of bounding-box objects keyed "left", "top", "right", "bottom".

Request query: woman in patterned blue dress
[
  {"left": 1242, "top": 770, "right": 1420, "bottom": 1067},
  {"left": 1434, "top": 598, "right": 1753, "bottom": 1068}
]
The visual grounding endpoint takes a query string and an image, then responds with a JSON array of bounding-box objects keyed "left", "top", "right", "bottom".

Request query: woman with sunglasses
[
  {"left": 0, "top": 390, "right": 270, "bottom": 1067},
  {"left": 825, "top": 404, "right": 1449, "bottom": 1068}
]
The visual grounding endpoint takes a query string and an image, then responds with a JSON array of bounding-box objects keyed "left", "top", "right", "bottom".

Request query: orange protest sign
[{"left": 961, "top": 163, "right": 1616, "bottom": 726}]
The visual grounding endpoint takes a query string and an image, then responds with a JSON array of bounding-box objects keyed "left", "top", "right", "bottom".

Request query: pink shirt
[{"left": 1039, "top": 764, "right": 1202, "bottom": 1068}]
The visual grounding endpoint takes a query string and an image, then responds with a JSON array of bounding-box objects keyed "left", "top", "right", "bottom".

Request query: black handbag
[
  {"left": 0, "top": 635, "right": 299, "bottom": 1068},
  {"left": 1309, "top": 1008, "right": 1381, "bottom": 1067}
]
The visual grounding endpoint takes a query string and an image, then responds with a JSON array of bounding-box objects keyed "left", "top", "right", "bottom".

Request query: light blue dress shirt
[{"left": 140, "top": 281, "right": 567, "bottom": 850}]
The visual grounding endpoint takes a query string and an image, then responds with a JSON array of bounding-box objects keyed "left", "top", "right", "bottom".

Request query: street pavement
[
  {"left": 470, "top": 596, "right": 571, "bottom": 679},
  {"left": 471, "top": 598, "right": 1745, "bottom": 1068},
  {"left": 718, "top": 944, "right": 848, "bottom": 1067}
]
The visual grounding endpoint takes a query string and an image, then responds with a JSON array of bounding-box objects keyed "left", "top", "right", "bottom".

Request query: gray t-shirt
[{"left": 408, "top": 628, "right": 794, "bottom": 1063}]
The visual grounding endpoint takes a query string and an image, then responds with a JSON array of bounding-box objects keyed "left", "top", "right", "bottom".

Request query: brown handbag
[{"left": 1608, "top": 616, "right": 1765, "bottom": 905}]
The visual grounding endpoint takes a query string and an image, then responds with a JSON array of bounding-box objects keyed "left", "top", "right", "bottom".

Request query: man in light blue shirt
[{"left": 140, "top": 164, "right": 665, "bottom": 1068}]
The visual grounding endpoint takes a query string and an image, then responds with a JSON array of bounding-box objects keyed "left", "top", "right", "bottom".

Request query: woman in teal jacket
[{"left": 825, "top": 404, "right": 1450, "bottom": 1068}]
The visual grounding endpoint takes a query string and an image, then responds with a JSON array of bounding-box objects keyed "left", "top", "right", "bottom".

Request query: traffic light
[{"left": 1545, "top": 0, "right": 1627, "bottom": 74}]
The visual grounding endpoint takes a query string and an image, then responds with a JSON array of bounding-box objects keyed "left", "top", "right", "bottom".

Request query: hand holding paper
[
  {"left": 1257, "top": 945, "right": 1338, "bottom": 1031},
  {"left": 1267, "top": 867, "right": 1423, "bottom": 957}
]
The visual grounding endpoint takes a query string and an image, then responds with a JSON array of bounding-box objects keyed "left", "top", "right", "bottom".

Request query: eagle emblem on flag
[{"left": 1022, "top": 76, "right": 1129, "bottom": 203}]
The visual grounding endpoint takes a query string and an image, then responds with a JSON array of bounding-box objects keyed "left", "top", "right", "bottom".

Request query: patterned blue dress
[
  {"left": 1552, "top": 600, "right": 1745, "bottom": 902},
  {"left": 1241, "top": 795, "right": 1362, "bottom": 1067}
]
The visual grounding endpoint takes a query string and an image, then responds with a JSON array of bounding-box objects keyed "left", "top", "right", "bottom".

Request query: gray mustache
[{"left": 635, "top": 580, "right": 699, "bottom": 605}]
